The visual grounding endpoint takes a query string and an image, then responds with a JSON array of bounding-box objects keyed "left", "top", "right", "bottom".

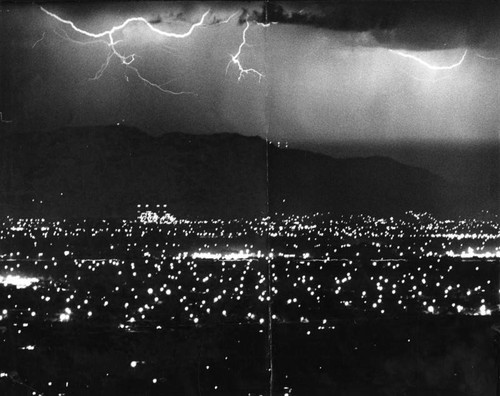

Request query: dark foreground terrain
[{"left": 1, "top": 316, "right": 497, "bottom": 396}]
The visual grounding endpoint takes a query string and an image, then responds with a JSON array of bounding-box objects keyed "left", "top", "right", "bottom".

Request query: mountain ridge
[{"left": 0, "top": 125, "right": 495, "bottom": 219}]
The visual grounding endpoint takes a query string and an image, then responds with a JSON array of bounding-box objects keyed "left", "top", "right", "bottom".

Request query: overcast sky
[{"left": 0, "top": 1, "right": 498, "bottom": 148}]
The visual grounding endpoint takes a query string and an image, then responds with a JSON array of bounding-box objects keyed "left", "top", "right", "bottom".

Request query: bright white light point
[
  {"left": 147, "top": 288, "right": 153, "bottom": 295},
  {"left": 389, "top": 49, "right": 467, "bottom": 71},
  {"left": 427, "top": 305, "right": 434, "bottom": 314},
  {"left": 130, "top": 361, "right": 138, "bottom": 368}
]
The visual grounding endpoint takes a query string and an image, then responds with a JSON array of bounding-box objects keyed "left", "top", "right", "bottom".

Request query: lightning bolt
[
  {"left": 389, "top": 49, "right": 468, "bottom": 71},
  {"left": 40, "top": 7, "right": 209, "bottom": 41},
  {"left": 0, "top": 112, "right": 13, "bottom": 123},
  {"left": 226, "top": 21, "right": 264, "bottom": 82},
  {"left": 40, "top": 6, "right": 210, "bottom": 95},
  {"left": 215, "top": 11, "right": 239, "bottom": 25},
  {"left": 53, "top": 28, "right": 106, "bottom": 47},
  {"left": 475, "top": 52, "right": 500, "bottom": 61},
  {"left": 32, "top": 31, "right": 46, "bottom": 48}
]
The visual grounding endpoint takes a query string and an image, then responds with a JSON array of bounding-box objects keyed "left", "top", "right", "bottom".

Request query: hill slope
[{"left": 0, "top": 126, "right": 493, "bottom": 219}]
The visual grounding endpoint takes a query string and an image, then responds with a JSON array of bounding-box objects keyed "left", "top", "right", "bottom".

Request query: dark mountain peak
[{"left": 0, "top": 126, "right": 493, "bottom": 219}]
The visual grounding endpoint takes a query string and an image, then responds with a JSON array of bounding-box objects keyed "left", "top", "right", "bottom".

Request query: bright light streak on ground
[
  {"left": 0, "top": 275, "right": 39, "bottom": 289},
  {"left": 191, "top": 250, "right": 257, "bottom": 261},
  {"left": 446, "top": 247, "right": 500, "bottom": 259}
]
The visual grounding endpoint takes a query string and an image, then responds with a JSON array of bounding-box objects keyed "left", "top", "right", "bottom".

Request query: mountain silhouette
[{"left": 0, "top": 126, "right": 494, "bottom": 219}]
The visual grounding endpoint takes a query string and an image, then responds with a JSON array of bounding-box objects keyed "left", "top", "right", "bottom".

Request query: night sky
[{"left": 0, "top": 1, "right": 499, "bottom": 182}]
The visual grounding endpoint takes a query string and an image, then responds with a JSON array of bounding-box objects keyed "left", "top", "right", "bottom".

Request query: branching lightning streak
[
  {"left": 32, "top": 31, "right": 46, "bottom": 48},
  {"left": 389, "top": 49, "right": 468, "bottom": 70},
  {"left": 215, "top": 11, "right": 239, "bottom": 25},
  {"left": 0, "top": 112, "right": 12, "bottom": 123},
  {"left": 53, "top": 28, "right": 107, "bottom": 46},
  {"left": 475, "top": 52, "right": 500, "bottom": 61},
  {"left": 226, "top": 22, "right": 264, "bottom": 82},
  {"left": 41, "top": 7, "right": 209, "bottom": 40},
  {"left": 40, "top": 6, "right": 210, "bottom": 95}
]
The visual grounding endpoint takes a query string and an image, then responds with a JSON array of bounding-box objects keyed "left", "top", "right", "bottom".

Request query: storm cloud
[{"left": 249, "top": 1, "right": 500, "bottom": 51}]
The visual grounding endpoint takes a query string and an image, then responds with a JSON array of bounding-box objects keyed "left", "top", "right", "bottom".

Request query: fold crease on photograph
[{"left": 0, "top": 1, "right": 499, "bottom": 395}]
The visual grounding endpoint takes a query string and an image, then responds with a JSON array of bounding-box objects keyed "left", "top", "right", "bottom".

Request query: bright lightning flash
[
  {"left": 226, "top": 21, "right": 264, "bottom": 82},
  {"left": 389, "top": 49, "right": 468, "bottom": 71},
  {"left": 40, "top": 6, "right": 210, "bottom": 95}
]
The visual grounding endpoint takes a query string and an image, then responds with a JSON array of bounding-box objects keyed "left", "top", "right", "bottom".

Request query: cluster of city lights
[{"left": 0, "top": 210, "right": 498, "bottom": 393}]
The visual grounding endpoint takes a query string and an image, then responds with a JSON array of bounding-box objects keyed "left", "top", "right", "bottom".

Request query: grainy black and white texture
[{"left": 0, "top": 1, "right": 499, "bottom": 395}]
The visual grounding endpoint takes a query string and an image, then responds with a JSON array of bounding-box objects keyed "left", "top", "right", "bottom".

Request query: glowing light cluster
[
  {"left": 139, "top": 211, "right": 177, "bottom": 224},
  {"left": 0, "top": 210, "right": 498, "bottom": 394},
  {"left": 446, "top": 247, "right": 500, "bottom": 259},
  {"left": 191, "top": 250, "right": 256, "bottom": 261},
  {"left": 0, "top": 274, "right": 39, "bottom": 289}
]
